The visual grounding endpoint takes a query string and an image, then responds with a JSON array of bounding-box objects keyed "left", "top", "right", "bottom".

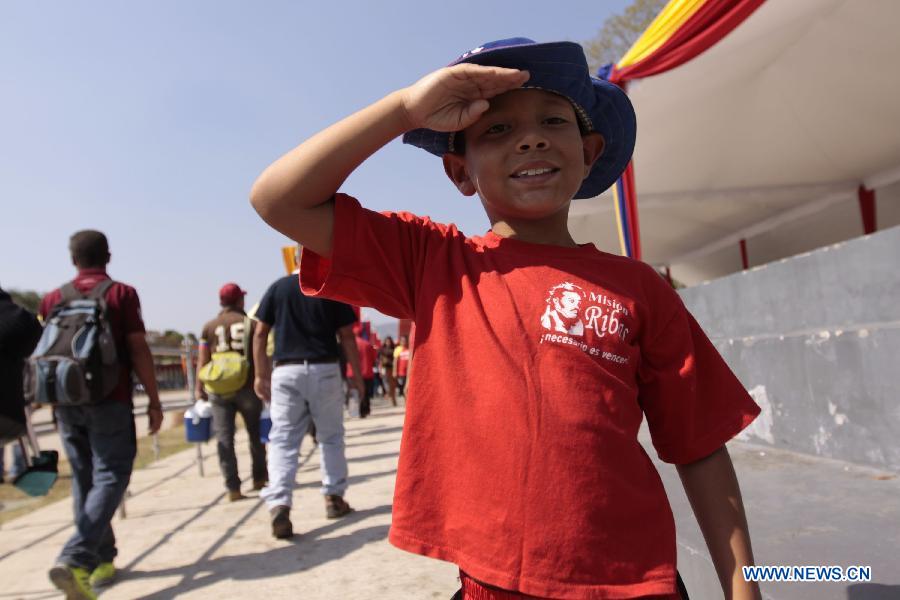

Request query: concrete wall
[{"left": 678, "top": 225, "right": 900, "bottom": 471}]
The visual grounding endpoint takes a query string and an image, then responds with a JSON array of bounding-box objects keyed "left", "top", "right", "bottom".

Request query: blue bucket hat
[{"left": 402, "top": 38, "right": 637, "bottom": 199}]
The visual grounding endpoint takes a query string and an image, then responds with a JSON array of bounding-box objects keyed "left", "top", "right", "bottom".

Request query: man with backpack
[
  {"left": 196, "top": 283, "right": 267, "bottom": 502},
  {"left": 35, "top": 230, "right": 162, "bottom": 599}
]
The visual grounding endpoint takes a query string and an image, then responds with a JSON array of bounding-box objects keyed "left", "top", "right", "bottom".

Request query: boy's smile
[{"left": 443, "top": 89, "right": 604, "bottom": 225}]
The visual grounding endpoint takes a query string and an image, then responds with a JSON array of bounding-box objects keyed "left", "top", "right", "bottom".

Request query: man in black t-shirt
[{"left": 252, "top": 260, "right": 364, "bottom": 540}]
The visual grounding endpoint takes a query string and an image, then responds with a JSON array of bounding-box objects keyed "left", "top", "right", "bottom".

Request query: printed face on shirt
[
  {"left": 555, "top": 290, "right": 581, "bottom": 319},
  {"left": 443, "top": 89, "right": 604, "bottom": 222},
  {"left": 541, "top": 282, "right": 586, "bottom": 335}
]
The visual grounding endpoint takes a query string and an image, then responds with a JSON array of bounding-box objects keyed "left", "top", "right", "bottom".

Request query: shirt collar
[{"left": 77, "top": 267, "right": 109, "bottom": 276}]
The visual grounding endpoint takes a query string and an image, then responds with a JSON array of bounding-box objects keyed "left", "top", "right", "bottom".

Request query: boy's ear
[
  {"left": 581, "top": 133, "right": 606, "bottom": 179},
  {"left": 442, "top": 153, "right": 477, "bottom": 196}
]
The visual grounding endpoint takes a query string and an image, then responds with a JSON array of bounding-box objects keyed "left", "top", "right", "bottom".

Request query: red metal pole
[
  {"left": 858, "top": 185, "right": 877, "bottom": 234},
  {"left": 739, "top": 239, "right": 749, "bottom": 270}
]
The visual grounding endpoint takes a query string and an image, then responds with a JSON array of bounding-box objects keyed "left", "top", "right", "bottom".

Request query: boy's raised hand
[
  {"left": 400, "top": 64, "right": 530, "bottom": 133},
  {"left": 250, "top": 63, "right": 528, "bottom": 257}
]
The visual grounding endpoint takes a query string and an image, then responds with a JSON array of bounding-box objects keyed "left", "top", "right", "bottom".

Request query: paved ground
[
  {"left": 2, "top": 394, "right": 899, "bottom": 599},
  {"left": 0, "top": 397, "right": 457, "bottom": 599}
]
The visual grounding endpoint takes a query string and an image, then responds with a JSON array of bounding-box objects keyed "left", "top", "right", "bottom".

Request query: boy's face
[{"left": 443, "top": 89, "right": 604, "bottom": 221}]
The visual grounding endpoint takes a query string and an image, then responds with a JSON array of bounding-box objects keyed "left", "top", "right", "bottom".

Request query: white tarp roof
[{"left": 570, "top": 0, "right": 900, "bottom": 284}]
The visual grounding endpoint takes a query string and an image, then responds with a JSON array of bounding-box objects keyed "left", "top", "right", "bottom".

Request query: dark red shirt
[
  {"left": 40, "top": 268, "right": 145, "bottom": 406},
  {"left": 345, "top": 335, "right": 376, "bottom": 379}
]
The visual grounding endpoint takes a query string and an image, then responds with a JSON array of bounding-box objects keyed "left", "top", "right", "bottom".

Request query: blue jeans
[
  {"left": 55, "top": 402, "right": 136, "bottom": 570},
  {"left": 260, "top": 362, "right": 348, "bottom": 509}
]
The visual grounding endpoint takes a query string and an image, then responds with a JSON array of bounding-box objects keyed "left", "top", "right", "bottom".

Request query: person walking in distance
[
  {"left": 40, "top": 230, "right": 163, "bottom": 599},
  {"left": 378, "top": 336, "right": 397, "bottom": 407},
  {"left": 252, "top": 248, "right": 365, "bottom": 539},
  {"left": 393, "top": 335, "right": 410, "bottom": 398},
  {"left": 196, "top": 283, "right": 268, "bottom": 502},
  {"left": 346, "top": 323, "right": 376, "bottom": 418}
]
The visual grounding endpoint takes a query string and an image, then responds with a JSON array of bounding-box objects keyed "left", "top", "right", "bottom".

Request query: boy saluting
[{"left": 251, "top": 39, "right": 762, "bottom": 600}]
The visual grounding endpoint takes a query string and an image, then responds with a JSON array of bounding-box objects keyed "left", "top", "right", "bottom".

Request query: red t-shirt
[
  {"left": 301, "top": 195, "right": 760, "bottom": 599},
  {"left": 40, "top": 268, "right": 145, "bottom": 406},
  {"left": 346, "top": 335, "right": 376, "bottom": 379}
]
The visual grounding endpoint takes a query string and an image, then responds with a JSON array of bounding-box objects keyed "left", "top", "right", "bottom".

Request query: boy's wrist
[{"left": 386, "top": 89, "right": 418, "bottom": 133}]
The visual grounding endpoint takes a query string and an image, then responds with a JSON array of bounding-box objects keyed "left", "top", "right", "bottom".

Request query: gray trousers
[
  {"left": 209, "top": 387, "right": 267, "bottom": 491},
  {"left": 260, "top": 362, "right": 348, "bottom": 509}
]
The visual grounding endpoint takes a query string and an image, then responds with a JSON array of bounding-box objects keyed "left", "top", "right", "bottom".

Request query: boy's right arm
[{"left": 249, "top": 64, "right": 529, "bottom": 257}]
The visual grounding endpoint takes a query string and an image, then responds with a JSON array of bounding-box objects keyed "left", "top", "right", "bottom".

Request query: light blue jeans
[
  {"left": 260, "top": 362, "right": 348, "bottom": 510},
  {"left": 0, "top": 443, "right": 27, "bottom": 480}
]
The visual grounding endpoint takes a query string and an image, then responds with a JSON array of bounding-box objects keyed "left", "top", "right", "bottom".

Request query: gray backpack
[{"left": 24, "top": 281, "right": 119, "bottom": 405}]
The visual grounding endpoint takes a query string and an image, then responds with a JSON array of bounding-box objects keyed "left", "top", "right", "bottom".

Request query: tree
[
  {"left": 584, "top": 0, "right": 668, "bottom": 73},
  {"left": 162, "top": 329, "right": 185, "bottom": 345},
  {"left": 8, "top": 289, "right": 42, "bottom": 314}
]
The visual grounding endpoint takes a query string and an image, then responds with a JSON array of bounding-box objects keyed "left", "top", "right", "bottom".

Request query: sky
[{"left": 0, "top": 0, "right": 631, "bottom": 334}]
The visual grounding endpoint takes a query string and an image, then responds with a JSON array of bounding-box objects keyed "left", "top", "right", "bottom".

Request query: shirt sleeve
[
  {"left": 332, "top": 301, "right": 358, "bottom": 331},
  {"left": 637, "top": 281, "right": 760, "bottom": 465},
  {"left": 39, "top": 290, "right": 60, "bottom": 321},
  {"left": 118, "top": 285, "right": 145, "bottom": 335},
  {"left": 255, "top": 282, "right": 278, "bottom": 326},
  {"left": 300, "top": 193, "right": 448, "bottom": 319}
]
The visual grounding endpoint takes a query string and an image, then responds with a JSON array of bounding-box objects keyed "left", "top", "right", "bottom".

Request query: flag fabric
[{"left": 601, "top": 0, "right": 766, "bottom": 259}]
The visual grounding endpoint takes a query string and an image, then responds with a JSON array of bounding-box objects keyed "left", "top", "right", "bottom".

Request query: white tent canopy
[{"left": 570, "top": 0, "right": 900, "bottom": 285}]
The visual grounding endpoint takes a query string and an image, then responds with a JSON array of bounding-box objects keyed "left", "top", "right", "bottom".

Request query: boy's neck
[{"left": 489, "top": 211, "right": 579, "bottom": 248}]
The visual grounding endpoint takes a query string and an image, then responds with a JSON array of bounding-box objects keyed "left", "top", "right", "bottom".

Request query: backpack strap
[
  {"left": 87, "top": 279, "right": 115, "bottom": 301},
  {"left": 242, "top": 316, "right": 252, "bottom": 360},
  {"left": 60, "top": 283, "right": 83, "bottom": 302}
]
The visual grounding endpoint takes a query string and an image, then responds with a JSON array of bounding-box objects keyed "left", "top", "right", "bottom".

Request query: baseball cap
[{"left": 219, "top": 283, "right": 247, "bottom": 305}]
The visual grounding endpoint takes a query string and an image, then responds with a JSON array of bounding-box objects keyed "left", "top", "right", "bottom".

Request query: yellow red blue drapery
[{"left": 599, "top": 0, "right": 766, "bottom": 258}]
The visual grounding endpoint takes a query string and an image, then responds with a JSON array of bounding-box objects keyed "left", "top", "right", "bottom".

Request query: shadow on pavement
[
  {"left": 0, "top": 521, "right": 73, "bottom": 561},
  {"left": 294, "top": 468, "right": 397, "bottom": 492},
  {"left": 122, "top": 491, "right": 226, "bottom": 571},
  {"left": 127, "top": 461, "right": 198, "bottom": 500},
  {"left": 124, "top": 504, "right": 393, "bottom": 599},
  {"left": 345, "top": 426, "right": 404, "bottom": 439},
  {"left": 346, "top": 438, "right": 401, "bottom": 449},
  {"left": 346, "top": 451, "right": 400, "bottom": 465}
]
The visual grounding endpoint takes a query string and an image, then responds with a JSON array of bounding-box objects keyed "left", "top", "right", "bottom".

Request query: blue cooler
[
  {"left": 184, "top": 412, "right": 212, "bottom": 442},
  {"left": 259, "top": 408, "right": 272, "bottom": 443}
]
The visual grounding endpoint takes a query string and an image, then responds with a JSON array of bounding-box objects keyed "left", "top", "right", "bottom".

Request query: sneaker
[
  {"left": 88, "top": 562, "right": 116, "bottom": 588},
  {"left": 325, "top": 494, "right": 354, "bottom": 519},
  {"left": 270, "top": 505, "right": 293, "bottom": 539},
  {"left": 252, "top": 479, "right": 267, "bottom": 491},
  {"left": 48, "top": 564, "right": 97, "bottom": 600},
  {"left": 228, "top": 490, "right": 247, "bottom": 502}
]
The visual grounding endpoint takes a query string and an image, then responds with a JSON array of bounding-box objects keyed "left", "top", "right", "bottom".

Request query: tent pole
[
  {"left": 858, "top": 185, "right": 876, "bottom": 234},
  {"left": 739, "top": 239, "right": 749, "bottom": 270}
]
